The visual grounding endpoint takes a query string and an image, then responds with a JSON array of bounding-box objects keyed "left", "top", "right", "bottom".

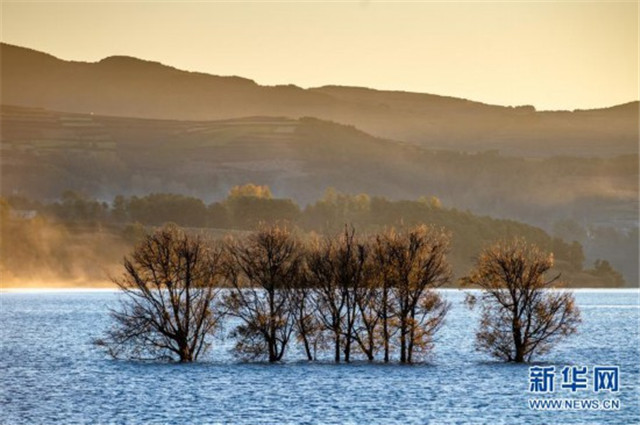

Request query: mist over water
[{"left": 1, "top": 290, "right": 638, "bottom": 424}]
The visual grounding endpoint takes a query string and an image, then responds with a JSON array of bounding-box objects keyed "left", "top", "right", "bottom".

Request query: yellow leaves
[
  {"left": 228, "top": 184, "right": 273, "bottom": 200},
  {"left": 417, "top": 196, "right": 442, "bottom": 209},
  {"left": 465, "top": 238, "right": 559, "bottom": 291},
  {"left": 467, "top": 240, "right": 582, "bottom": 361}
]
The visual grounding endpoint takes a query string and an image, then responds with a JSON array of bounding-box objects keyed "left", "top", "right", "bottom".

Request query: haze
[{"left": 1, "top": 1, "right": 637, "bottom": 111}]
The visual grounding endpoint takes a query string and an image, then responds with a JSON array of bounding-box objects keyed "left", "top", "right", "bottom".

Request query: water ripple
[{"left": 1, "top": 291, "right": 638, "bottom": 424}]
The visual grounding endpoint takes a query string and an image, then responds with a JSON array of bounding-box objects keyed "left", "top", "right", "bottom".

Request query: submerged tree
[
  {"left": 223, "top": 224, "right": 304, "bottom": 362},
  {"left": 95, "top": 225, "right": 223, "bottom": 362},
  {"left": 307, "top": 235, "right": 343, "bottom": 362},
  {"left": 374, "top": 226, "right": 451, "bottom": 363},
  {"left": 307, "top": 227, "right": 369, "bottom": 363},
  {"left": 332, "top": 227, "right": 369, "bottom": 363},
  {"left": 463, "top": 238, "right": 581, "bottom": 363},
  {"left": 351, "top": 241, "right": 381, "bottom": 361},
  {"left": 290, "top": 282, "right": 326, "bottom": 361}
]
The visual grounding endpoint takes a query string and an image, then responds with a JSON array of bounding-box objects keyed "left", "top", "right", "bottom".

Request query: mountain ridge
[
  {"left": 3, "top": 42, "right": 636, "bottom": 112},
  {"left": 2, "top": 42, "right": 637, "bottom": 157}
]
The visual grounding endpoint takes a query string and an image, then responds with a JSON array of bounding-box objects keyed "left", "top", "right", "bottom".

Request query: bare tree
[
  {"left": 351, "top": 257, "right": 382, "bottom": 361},
  {"left": 307, "top": 227, "right": 368, "bottom": 363},
  {"left": 372, "top": 234, "right": 393, "bottom": 363},
  {"left": 463, "top": 238, "right": 581, "bottom": 363},
  {"left": 335, "top": 227, "right": 369, "bottom": 363},
  {"left": 223, "top": 224, "right": 304, "bottom": 362},
  {"left": 307, "top": 235, "right": 345, "bottom": 362},
  {"left": 374, "top": 226, "right": 451, "bottom": 363},
  {"left": 290, "top": 284, "right": 326, "bottom": 361},
  {"left": 95, "top": 225, "right": 223, "bottom": 362}
]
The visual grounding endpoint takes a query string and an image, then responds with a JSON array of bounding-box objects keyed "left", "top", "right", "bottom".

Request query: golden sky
[{"left": 1, "top": 1, "right": 638, "bottom": 110}]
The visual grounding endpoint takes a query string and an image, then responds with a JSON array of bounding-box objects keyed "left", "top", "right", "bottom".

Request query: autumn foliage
[
  {"left": 97, "top": 226, "right": 580, "bottom": 364},
  {"left": 463, "top": 238, "right": 581, "bottom": 362}
]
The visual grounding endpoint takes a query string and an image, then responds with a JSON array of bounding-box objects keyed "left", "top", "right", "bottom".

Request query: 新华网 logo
[{"left": 527, "top": 365, "right": 621, "bottom": 411}]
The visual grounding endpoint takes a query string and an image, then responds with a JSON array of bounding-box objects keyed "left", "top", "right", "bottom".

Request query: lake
[{"left": 1, "top": 289, "right": 638, "bottom": 424}]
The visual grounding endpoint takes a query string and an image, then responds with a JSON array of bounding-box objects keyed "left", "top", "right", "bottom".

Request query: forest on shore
[{"left": 0, "top": 184, "right": 625, "bottom": 288}]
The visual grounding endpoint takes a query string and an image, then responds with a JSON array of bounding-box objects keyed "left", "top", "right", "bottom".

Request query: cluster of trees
[
  {"left": 7, "top": 186, "right": 298, "bottom": 229},
  {"left": 2, "top": 186, "right": 628, "bottom": 286},
  {"left": 8, "top": 184, "right": 620, "bottom": 283},
  {"left": 96, "top": 224, "right": 581, "bottom": 364}
]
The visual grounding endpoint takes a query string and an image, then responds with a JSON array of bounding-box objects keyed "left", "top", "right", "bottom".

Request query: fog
[{"left": 0, "top": 214, "right": 127, "bottom": 288}]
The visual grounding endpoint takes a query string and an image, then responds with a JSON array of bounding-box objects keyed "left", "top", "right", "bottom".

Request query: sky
[{"left": 1, "top": 1, "right": 638, "bottom": 110}]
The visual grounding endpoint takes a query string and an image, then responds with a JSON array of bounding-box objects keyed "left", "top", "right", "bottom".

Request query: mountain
[
  {"left": 0, "top": 44, "right": 638, "bottom": 284},
  {"left": 0, "top": 105, "right": 436, "bottom": 202},
  {"left": 2, "top": 43, "right": 638, "bottom": 157},
  {"left": 2, "top": 104, "right": 635, "bottom": 214}
]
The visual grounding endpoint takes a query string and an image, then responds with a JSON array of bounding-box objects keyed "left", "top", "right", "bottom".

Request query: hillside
[
  {"left": 0, "top": 105, "right": 421, "bottom": 201},
  {"left": 1, "top": 105, "right": 637, "bottom": 283},
  {"left": 2, "top": 43, "right": 638, "bottom": 157},
  {"left": 2, "top": 105, "right": 636, "bottom": 220}
]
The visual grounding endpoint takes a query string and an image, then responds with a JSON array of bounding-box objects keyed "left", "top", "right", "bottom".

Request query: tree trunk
[
  {"left": 407, "top": 332, "right": 413, "bottom": 364},
  {"left": 407, "top": 310, "right": 415, "bottom": 364},
  {"left": 383, "top": 288, "right": 390, "bottom": 363},
  {"left": 514, "top": 339, "right": 525, "bottom": 363},
  {"left": 302, "top": 333, "right": 313, "bottom": 361},
  {"left": 269, "top": 288, "right": 277, "bottom": 363},
  {"left": 179, "top": 344, "right": 193, "bottom": 363},
  {"left": 400, "top": 320, "right": 407, "bottom": 364},
  {"left": 268, "top": 340, "right": 277, "bottom": 363},
  {"left": 344, "top": 313, "right": 352, "bottom": 363},
  {"left": 367, "top": 332, "right": 375, "bottom": 361},
  {"left": 513, "top": 319, "right": 524, "bottom": 363},
  {"left": 344, "top": 337, "right": 351, "bottom": 363}
]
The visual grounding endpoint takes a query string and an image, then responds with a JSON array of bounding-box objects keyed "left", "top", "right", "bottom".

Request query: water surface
[{"left": 1, "top": 289, "right": 638, "bottom": 424}]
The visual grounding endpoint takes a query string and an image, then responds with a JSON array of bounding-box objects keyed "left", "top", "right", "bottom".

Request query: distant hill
[
  {"left": 0, "top": 105, "right": 435, "bottom": 202},
  {"left": 2, "top": 105, "right": 635, "bottom": 218},
  {"left": 2, "top": 43, "right": 637, "bottom": 157}
]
